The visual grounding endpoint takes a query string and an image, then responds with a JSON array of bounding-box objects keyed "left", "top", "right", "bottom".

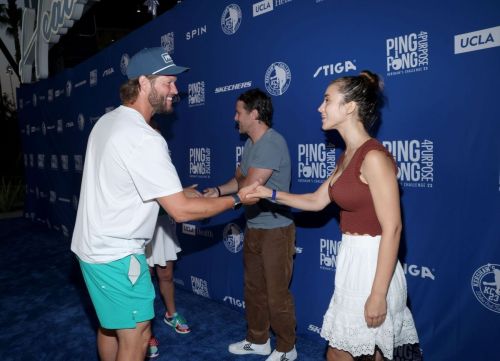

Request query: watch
[{"left": 231, "top": 193, "right": 242, "bottom": 210}]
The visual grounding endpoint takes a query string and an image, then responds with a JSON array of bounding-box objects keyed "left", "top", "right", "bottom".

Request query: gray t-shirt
[{"left": 240, "top": 128, "right": 293, "bottom": 229}]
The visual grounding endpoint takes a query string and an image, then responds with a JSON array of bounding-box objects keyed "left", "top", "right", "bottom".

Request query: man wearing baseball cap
[{"left": 71, "top": 48, "right": 257, "bottom": 361}]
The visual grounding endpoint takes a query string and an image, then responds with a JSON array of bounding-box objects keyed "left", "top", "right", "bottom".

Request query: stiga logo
[
  {"left": 189, "top": 147, "right": 211, "bottom": 178},
  {"left": 297, "top": 143, "right": 336, "bottom": 183},
  {"left": 188, "top": 81, "right": 205, "bottom": 107},
  {"left": 221, "top": 4, "right": 242, "bottom": 35},
  {"left": 223, "top": 223, "right": 244, "bottom": 253},
  {"left": 403, "top": 263, "right": 435, "bottom": 280},
  {"left": 265, "top": 62, "right": 291, "bottom": 96},
  {"left": 382, "top": 139, "right": 434, "bottom": 188},
  {"left": 471, "top": 263, "right": 500, "bottom": 313},
  {"left": 386, "top": 31, "right": 429, "bottom": 76},
  {"left": 191, "top": 276, "right": 210, "bottom": 298},
  {"left": 89, "top": 69, "right": 98, "bottom": 87},
  {"left": 120, "top": 53, "right": 129, "bottom": 75},
  {"left": 313, "top": 60, "right": 356, "bottom": 78},
  {"left": 235, "top": 146, "right": 244, "bottom": 168},
  {"left": 37, "top": 154, "right": 45, "bottom": 169},
  {"left": 161, "top": 32, "right": 174, "bottom": 53},
  {"left": 454, "top": 26, "right": 500, "bottom": 54},
  {"left": 214, "top": 81, "right": 252, "bottom": 94},
  {"left": 223, "top": 296, "right": 245, "bottom": 309},
  {"left": 320, "top": 238, "right": 341, "bottom": 271}
]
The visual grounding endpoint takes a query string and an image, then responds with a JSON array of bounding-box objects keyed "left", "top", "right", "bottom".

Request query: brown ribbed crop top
[{"left": 328, "top": 138, "right": 397, "bottom": 236}]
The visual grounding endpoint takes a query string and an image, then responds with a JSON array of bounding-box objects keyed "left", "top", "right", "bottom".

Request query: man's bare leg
[
  {"left": 115, "top": 320, "right": 151, "bottom": 361},
  {"left": 97, "top": 327, "right": 118, "bottom": 361}
]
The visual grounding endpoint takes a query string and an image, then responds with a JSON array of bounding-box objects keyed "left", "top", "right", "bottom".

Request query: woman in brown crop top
[{"left": 248, "top": 71, "right": 419, "bottom": 361}]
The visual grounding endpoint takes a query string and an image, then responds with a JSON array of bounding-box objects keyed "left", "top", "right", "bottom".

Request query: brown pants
[{"left": 244, "top": 223, "right": 296, "bottom": 352}]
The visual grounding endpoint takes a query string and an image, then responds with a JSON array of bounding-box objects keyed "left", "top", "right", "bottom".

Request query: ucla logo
[
  {"left": 161, "top": 32, "right": 175, "bottom": 53},
  {"left": 265, "top": 62, "right": 291, "bottom": 96},
  {"left": 454, "top": 26, "right": 500, "bottom": 54},
  {"left": 223, "top": 223, "right": 244, "bottom": 253},
  {"left": 221, "top": 4, "right": 242, "bottom": 35},
  {"left": 65, "top": 80, "right": 72, "bottom": 97},
  {"left": 120, "top": 53, "right": 130, "bottom": 75},
  {"left": 471, "top": 264, "right": 500, "bottom": 313},
  {"left": 77, "top": 113, "right": 85, "bottom": 131}
]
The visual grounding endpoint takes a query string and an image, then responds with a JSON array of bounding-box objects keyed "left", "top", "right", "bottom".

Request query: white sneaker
[
  {"left": 265, "top": 346, "right": 297, "bottom": 361},
  {"left": 228, "top": 339, "right": 271, "bottom": 355}
]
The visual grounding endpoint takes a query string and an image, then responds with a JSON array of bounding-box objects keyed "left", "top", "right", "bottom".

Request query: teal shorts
[{"left": 78, "top": 254, "right": 155, "bottom": 329}]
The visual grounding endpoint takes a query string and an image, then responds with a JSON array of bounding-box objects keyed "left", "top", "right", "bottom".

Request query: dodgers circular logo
[
  {"left": 265, "top": 62, "right": 291, "bottom": 96},
  {"left": 221, "top": 4, "right": 242, "bottom": 35},
  {"left": 120, "top": 53, "right": 130, "bottom": 75},
  {"left": 223, "top": 223, "right": 244, "bottom": 253},
  {"left": 471, "top": 263, "right": 500, "bottom": 313}
]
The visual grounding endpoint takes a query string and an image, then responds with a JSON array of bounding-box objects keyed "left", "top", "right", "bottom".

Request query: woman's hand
[
  {"left": 364, "top": 292, "right": 387, "bottom": 328},
  {"left": 246, "top": 185, "right": 273, "bottom": 200},
  {"left": 183, "top": 184, "right": 202, "bottom": 198}
]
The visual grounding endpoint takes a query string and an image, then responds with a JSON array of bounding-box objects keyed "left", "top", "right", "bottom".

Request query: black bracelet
[{"left": 215, "top": 186, "right": 221, "bottom": 197}]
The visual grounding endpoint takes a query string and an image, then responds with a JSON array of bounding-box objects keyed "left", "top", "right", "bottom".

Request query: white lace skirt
[
  {"left": 320, "top": 234, "right": 419, "bottom": 360},
  {"left": 145, "top": 215, "right": 181, "bottom": 267}
]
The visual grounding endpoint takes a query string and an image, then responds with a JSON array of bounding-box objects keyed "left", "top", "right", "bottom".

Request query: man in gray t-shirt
[{"left": 204, "top": 89, "right": 297, "bottom": 361}]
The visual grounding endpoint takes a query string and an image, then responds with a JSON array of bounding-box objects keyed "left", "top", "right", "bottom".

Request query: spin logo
[
  {"left": 403, "top": 263, "right": 435, "bottom": 280},
  {"left": 382, "top": 139, "right": 434, "bottom": 188},
  {"left": 191, "top": 276, "right": 210, "bottom": 298},
  {"left": 188, "top": 81, "right": 205, "bottom": 107},
  {"left": 161, "top": 32, "right": 174, "bottom": 53},
  {"left": 265, "top": 62, "right": 291, "bottom": 96},
  {"left": 471, "top": 263, "right": 500, "bottom": 313},
  {"left": 189, "top": 147, "right": 211, "bottom": 178},
  {"left": 186, "top": 25, "right": 207, "bottom": 40},
  {"left": 235, "top": 146, "right": 244, "bottom": 168},
  {"left": 308, "top": 324, "right": 322, "bottom": 335},
  {"left": 297, "top": 143, "right": 336, "bottom": 183},
  {"left": 221, "top": 4, "right": 242, "bottom": 35},
  {"left": 223, "top": 223, "right": 244, "bottom": 253},
  {"left": 320, "top": 238, "right": 341, "bottom": 271},
  {"left": 386, "top": 31, "right": 429, "bottom": 76},
  {"left": 223, "top": 296, "right": 245, "bottom": 309}
]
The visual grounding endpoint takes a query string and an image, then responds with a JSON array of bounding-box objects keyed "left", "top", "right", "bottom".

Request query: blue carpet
[{"left": 0, "top": 218, "right": 327, "bottom": 360}]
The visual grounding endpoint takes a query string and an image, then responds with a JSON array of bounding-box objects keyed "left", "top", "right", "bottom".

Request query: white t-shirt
[{"left": 71, "top": 106, "right": 183, "bottom": 263}]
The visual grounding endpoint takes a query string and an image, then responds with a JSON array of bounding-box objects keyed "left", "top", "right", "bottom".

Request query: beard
[{"left": 148, "top": 85, "right": 172, "bottom": 114}]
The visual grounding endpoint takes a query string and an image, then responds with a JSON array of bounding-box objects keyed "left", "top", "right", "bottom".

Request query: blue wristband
[{"left": 271, "top": 189, "right": 277, "bottom": 201}]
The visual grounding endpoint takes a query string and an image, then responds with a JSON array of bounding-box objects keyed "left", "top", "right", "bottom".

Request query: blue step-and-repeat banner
[{"left": 17, "top": 1, "right": 500, "bottom": 360}]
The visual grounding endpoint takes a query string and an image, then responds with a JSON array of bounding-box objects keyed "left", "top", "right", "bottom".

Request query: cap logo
[{"left": 161, "top": 53, "right": 173, "bottom": 64}]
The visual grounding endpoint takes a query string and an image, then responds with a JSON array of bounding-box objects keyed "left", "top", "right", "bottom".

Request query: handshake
[{"left": 184, "top": 183, "right": 273, "bottom": 206}]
